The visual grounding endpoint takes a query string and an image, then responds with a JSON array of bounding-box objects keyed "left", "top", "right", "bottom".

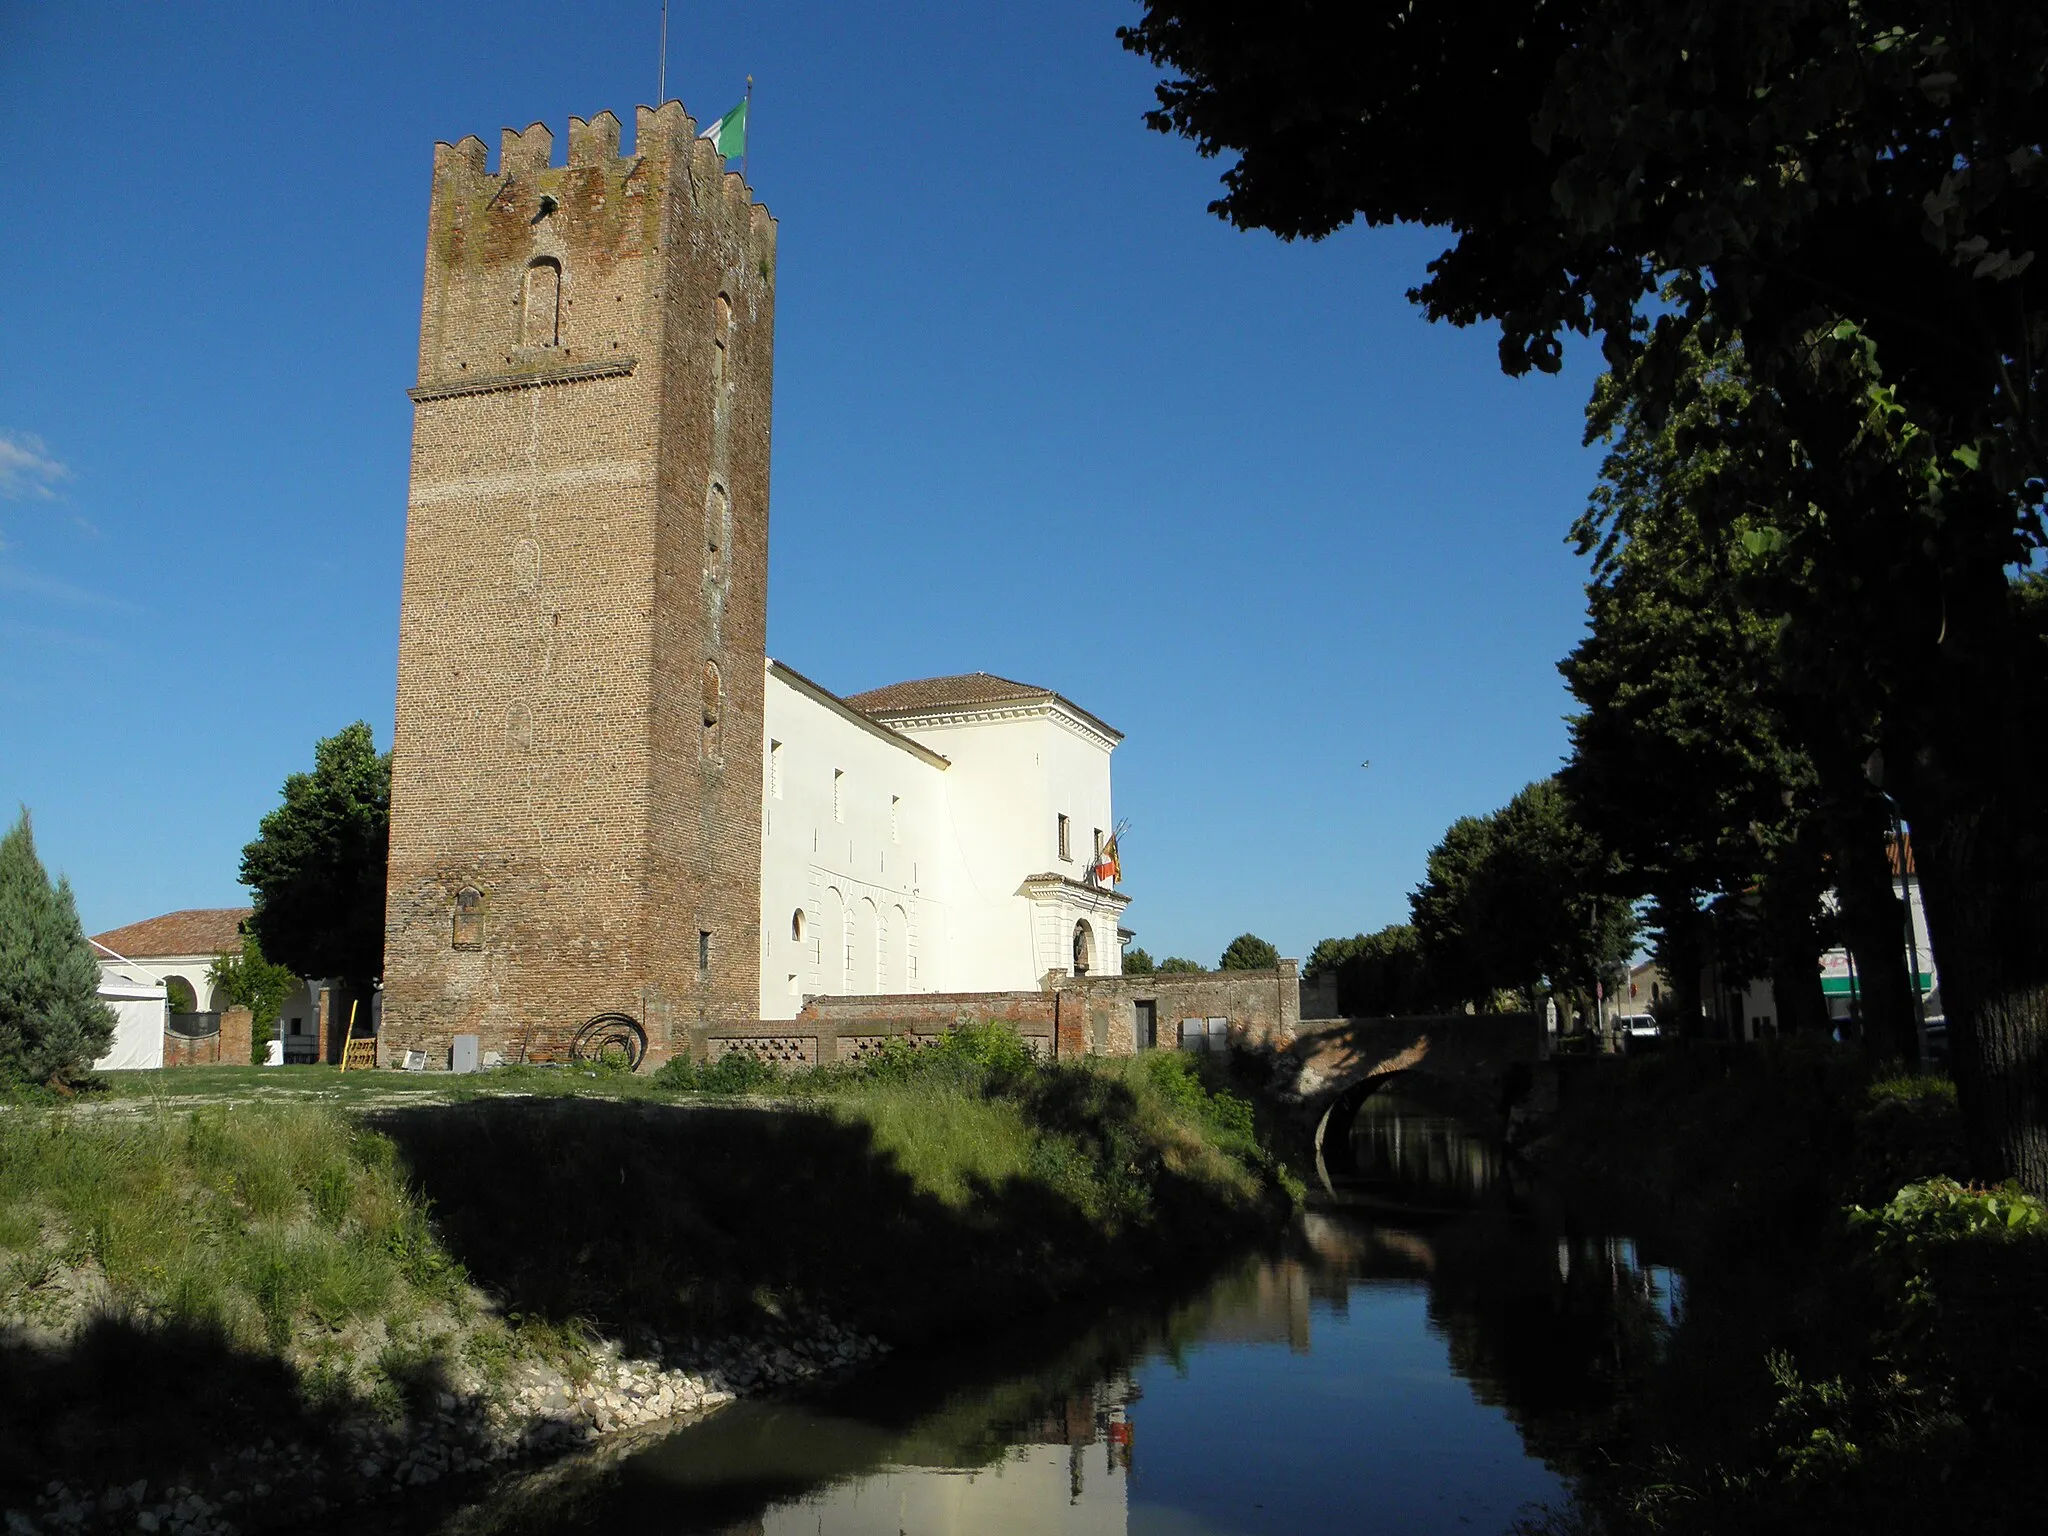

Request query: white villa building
[{"left": 758, "top": 665, "right": 1130, "bottom": 1020}]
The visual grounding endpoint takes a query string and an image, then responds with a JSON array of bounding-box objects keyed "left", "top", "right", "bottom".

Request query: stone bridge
[{"left": 1267, "top": 1013, "right": 1546, "bottom": 1138}]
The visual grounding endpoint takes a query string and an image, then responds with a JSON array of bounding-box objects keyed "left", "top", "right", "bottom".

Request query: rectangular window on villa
[
  {"left": 891, "top": 795, "right": 900, "bottom": 842},
  {"left": 1058, "top": 814, "right": 1071, "bottom": 861},
  {"left": 1093, "top": 828, "right": 1104, "bottom": 864},
  {"left": 833, "top": 769, "right": 844, "bottom": 823},
  {"left": 770, "top": 739, "right": 783, "bottom": 799}
]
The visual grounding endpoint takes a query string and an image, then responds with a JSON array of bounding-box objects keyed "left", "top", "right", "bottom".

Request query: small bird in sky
[{"left": 1359, "top": 760, "right": 1371, "bottom": 769}]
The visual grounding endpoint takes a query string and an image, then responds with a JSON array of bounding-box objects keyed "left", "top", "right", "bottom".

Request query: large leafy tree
[
  {"left": 0, "top": 810, "right": 114, "bottom": 1088},
  {"left": 1562, "top": 340, "right": 1922, "bottom": 1051},
  {"left": 1411, "top": 780, "right": 1637, "bottom": 1010},
  {"left": 1123, "top": 1, "right": 2048, "bottom": 1188},
  {"left": 1219, "top": 933, "right": 1282, "bottom": 971},
  {"left": 239, "top": 723, "right": 390, "bottom": 1000},
  {"left": 1305, "top": 924, "right": 1435, "bottom": 1016}
]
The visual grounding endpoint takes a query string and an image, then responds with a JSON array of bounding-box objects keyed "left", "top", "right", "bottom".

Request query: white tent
[{"left": 95, "top": 977, "right": 166, "bottom": 1072}]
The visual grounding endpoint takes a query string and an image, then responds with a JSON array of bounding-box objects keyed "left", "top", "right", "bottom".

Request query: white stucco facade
[{"left": 757, "top": 662, "right": 1129, "bottom": 1020}]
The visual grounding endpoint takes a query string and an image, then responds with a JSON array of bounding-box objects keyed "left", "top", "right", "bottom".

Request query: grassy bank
[
  {"left": 0, "top": 1029, "right": 1293, "bottom": 1518},
  {"left": 1526, "top": 1041, "right": 2048, "bottom": 1535}
]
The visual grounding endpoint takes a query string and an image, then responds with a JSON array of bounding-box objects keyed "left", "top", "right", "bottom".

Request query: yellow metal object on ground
[{"left": 338, "top": 1001, "right": 377, "bottom": 1072}]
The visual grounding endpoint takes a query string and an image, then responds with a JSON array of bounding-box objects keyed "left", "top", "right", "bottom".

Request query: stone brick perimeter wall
[
  {"left": 1050, "top": 962, "right": 1301, "bottom": 1055},
  {"left": 704, "top": 991, "right": 1059, "bottom": 1066},
  {"left": 163, "top": 1006, "right": 254, "bottom": 1068},
  {"left": 694, "top": 966, "right": 1299, "bottom": 1067}
]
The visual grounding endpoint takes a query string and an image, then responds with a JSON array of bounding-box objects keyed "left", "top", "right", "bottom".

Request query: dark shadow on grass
[
  {"left": 0, "top": 1315, "right": 340, "bottom": 1507},
  {"left": 371, "top": 1093, "right": 1275, "bottom": 1354}
]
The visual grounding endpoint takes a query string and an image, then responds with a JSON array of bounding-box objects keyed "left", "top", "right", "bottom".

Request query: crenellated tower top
[{"left": 414, "top": 102, "right": 775, "bottom": 394}]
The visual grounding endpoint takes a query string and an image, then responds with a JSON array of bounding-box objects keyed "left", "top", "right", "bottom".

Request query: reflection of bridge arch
[{"left": 1312, "top": 1071, "right": 1416, "bottom": 1200}]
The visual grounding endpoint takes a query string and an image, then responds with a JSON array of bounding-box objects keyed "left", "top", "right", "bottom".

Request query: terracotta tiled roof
[
  {"left": 849, "top": 673, "right": 1122, "bottom": 742},
  {"left": 91, "top": 908, "right": 251, "bottom": 960},
  {"left": 846, "top": 673, "right": 1057, "bottom": 714}
]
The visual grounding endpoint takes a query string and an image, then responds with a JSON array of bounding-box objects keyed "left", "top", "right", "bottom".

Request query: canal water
[{"left": 431, "top": 1086, "right": 1682, "bottom": 1536}]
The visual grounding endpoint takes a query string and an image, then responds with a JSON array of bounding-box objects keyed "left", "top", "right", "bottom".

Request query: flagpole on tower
[
  {"left": 741, "top": 74, "right": 752, "bottom": 183},
  {"left": 657, "top": 0, "right": 669, "bottom": 105}
]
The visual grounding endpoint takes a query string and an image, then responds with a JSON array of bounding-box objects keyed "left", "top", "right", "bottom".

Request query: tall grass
[
  {"left": 654, "top": 1023, "right": 1295, "bottom": 1228},
  {"left": 0, "top": 1104, "right": 472, "bottom": 1383}
]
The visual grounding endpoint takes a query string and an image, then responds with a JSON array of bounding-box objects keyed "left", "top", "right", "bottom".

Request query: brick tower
[{"left": 381, "top": 104, "right": 774, "bottom": 1066}]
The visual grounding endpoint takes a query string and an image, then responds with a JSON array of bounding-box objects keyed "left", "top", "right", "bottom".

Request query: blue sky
[{"left": 0, "top": 1, "right": 1605, "bottom": 963}]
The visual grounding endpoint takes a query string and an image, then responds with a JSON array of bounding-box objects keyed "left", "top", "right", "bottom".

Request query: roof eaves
[{"left": 766, "top": 659, "right": 951, "bottom": 769}]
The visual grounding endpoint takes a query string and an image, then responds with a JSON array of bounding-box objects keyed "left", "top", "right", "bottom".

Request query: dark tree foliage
[
  {"left": 239, "top": 723, "right": 390, "bottom": 998},
  {"left": 1123, "top": 0, "right": 2048, "bottom": 1188},
  {"left": 1561, "top": 339, "right": 1921, "bottom": 1050},
  {"left": 1156, "top": 956, "right": 1205, "bottom": 975},
  {"left": 1218, "top": 933, "right": 1281, "bottom": 971},
  {"left": 1123, "top": 946, "right": 1158, "bottom": 976},
  {"left": 1411, "top": 779, "right": 1638, "bottom": 1010},
  {"left": 0, "top": 811, "right": 114, "bottom": 1088},
  {"left": 1306, "top": 925, "right": 1435, "bottom": 1016}
]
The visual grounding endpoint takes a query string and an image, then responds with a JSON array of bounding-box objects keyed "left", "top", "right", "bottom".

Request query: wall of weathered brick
[
  {"left": 693, "top": 966, "right": 1301, "bottom": 1067},
  {"left": 704, "top": 991, "right": 1060, "bottom": 1064},
  {"left": 382, "top": 104, "right": 775, "bottom": 1067},
  {"left": 161, "top": 1007, "right": 253, "bottom": 1067},
  {"left": 1049, "top": 962, "right": 1301, "bottom": 1054}
]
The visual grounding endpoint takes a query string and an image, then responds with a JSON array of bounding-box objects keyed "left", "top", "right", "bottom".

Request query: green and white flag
[{"left": 699, "top": 98, "right": 747, "bottom": 161}]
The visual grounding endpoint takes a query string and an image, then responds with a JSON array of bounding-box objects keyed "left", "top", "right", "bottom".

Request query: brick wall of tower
[
  {"left": 646, "top": 114, "right": 777, "bottom": 1050},
  {"left": 381, "top": 105, "right": 775, "bottom": 1066}
]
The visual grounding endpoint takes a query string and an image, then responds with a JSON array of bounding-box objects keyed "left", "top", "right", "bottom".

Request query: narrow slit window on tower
[
  {"left": 700, "top": 659, "right": 723, "bottom": 761},
  {"left": 522, "top": 258, "right": 561, "bottom": 347},
  {"left": 705, "top": 484, "right": 729, "bottom": 584},
  {"left": 452, "top": 887, "right": 484, "bottom": 950},
  {"left": 698, "top": 929, "right": 712, "bottom": 979},
  {"left": 1058, "top": 814, "right": 1072, "bottom": 861},
  {"left": 713, "top": 292, "right": 731, "bottom": 384}
]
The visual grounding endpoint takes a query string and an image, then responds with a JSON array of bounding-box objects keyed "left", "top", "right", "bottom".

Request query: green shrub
[
  {"left": 653, "top": 1049, "right": 783, "bottom": 1094},
  {"left": 1849, "top": 1075, "right": 1967, "bottom": 1205}
]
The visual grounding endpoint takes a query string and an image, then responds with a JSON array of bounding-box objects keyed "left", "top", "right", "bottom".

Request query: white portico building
[{"left": 758, "top": 665, "right": 1129, "bottom": 1020}]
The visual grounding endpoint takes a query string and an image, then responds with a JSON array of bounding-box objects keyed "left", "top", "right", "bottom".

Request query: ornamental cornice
[
  {"left": 1020, "top": 872, "right": 1132, "bottom": 910},
  {"left": 884, "top": 700, "right": 1121, "bottom": 754}
]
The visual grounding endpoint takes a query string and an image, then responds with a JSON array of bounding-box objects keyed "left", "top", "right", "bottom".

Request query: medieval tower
[{"left": 381, "top": 103, "right": 775, "bottom": 1065}]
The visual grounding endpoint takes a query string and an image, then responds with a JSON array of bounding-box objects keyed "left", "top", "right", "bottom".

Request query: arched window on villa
[
  {"left": 792, "top": 909, "right": 806, "bottom": 944},
  {"left": 700, "top": 660, "right": 723, "bottom": 762},
  {"left": 452, "top": 887, "right": 484, "bottom": 950},
  {"left": 1072, "top": 920, "right": 1094, "bottom": 978},
  {"left": 522, "top": 258, "right": 561, "bottom": 347}
]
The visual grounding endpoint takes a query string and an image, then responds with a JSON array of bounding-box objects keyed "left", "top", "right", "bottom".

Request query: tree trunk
[
  {"left": 1761, "top": 864, "right": 1831, "bottom": 1036},
  {"left": 1650, "top": 889, "right": 1707, "bottom": 1038},
  {"left": 1910, "top": 800, "right": 2048, "bottom": 1194},
  {"left": 1830, "top": 819, "right": 1919, "bottom": 1062}
]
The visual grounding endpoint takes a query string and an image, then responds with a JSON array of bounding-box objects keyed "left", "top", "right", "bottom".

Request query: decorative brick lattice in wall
[
  {"left": 709, "top": 1035, "right": 818, "bottom": 1066},
  {"left": 836, "top": 1033, "right": 945, "bottom": 1063}
]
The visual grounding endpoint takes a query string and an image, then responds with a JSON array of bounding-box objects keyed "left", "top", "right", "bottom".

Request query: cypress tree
[{"left": 0, "top": 810, "right": 115, "bottom": 1087}]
